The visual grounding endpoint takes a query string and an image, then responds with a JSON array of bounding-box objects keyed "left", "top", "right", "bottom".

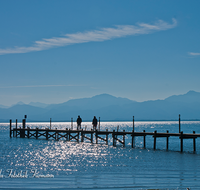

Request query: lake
[{"left": 1, "top": 121, "right": 200, "bottom": 189}]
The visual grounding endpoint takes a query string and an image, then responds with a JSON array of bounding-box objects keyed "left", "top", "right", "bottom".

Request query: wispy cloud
[
  {"left": 188, "top": 52, "right": 200, "bottom": 56},
  {"left": 0, "top": 84, "right": 78, "bottom": 88},
  {"left": 0, "top": 19, "right": 177, "bottom": 55}
]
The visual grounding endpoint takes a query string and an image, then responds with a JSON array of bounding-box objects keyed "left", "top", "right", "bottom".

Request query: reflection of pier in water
[{"left": 9, "top": 115, "right": 199, "bottom": 153}]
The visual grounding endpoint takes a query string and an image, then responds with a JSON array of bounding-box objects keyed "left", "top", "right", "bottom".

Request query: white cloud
[
  {"left": 188, "top": 52, "right": 200, "bottom": 56},
  {"left": 0, "top": 19, "right": 177, "bottom": 55}
]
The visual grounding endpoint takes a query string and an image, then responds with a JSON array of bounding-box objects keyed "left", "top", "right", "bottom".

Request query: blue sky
[{"left": 0, "top": 0, "right": 200, "bottom": 106}]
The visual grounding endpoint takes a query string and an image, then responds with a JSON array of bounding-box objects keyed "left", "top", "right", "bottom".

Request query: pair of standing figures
[{"left": 76, "top": 115, "right": 98, "bottom": 130}]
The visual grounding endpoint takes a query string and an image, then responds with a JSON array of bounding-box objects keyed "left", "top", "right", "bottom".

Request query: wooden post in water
[
  {"left": 106, "top": 129, "right": 108, "bottom": 145},
  {"left": 55, "top": 128, "right": 58, "bottom": 140},
  {"left": 9, "top": 120, "right": 12, "bottom": 138},
  {"left": 36, "top": 128, "right": 38, "bottom": 139},
  {"left": 91, "top": 129, "right": 93, "bottom": 143},
  {"left": 113, "top": 130, "right": 116, "bottom": 147},
  {"left": 46, "top": 129, "right": 49, "bottom": 140},
  {"left": 15, "top": 119, "right": 17, "bottom": 137},
  {"left": 20, "top": 119, "right": 25, "bottom": 138},
  {"left": 179, "top": 114, "right": 181, "bottom": 133},
  {"left": 132, "top": 116, "right": 135, "bottom": 148},
  {"left": 154, "top": 130, "right": 157, "bottom": 150},
  {"left": 96, "top": 130, "right": 98, "bottom": 144},
  {"left": 180, "top": 131, "right": 183, "bottom": 152},
  {"left": 143, "top": 130, "right": 146, "bottom": 148},
  {"left": 81, "top": 129, "right": 84, "bottom": 142},
  {"left": 131, "top": 130, "right": 134, "bottom": 148},
  {"left": 98, "top": 117, "right": 100, "bottom": 131},
  {"left": 27, "top": 127, "right": 30, "bottom": 138},
  {"left": 133, "top": 116, "right": 134, "bottom": 132},
  {"left": 66, "top": 128, "right": 69, "bottom": 141},
  {"left": 193, "top": 131, "right": 196, "bottom": 153},
  {"left": 166, "top": 130, "right": 169, "bottom": 150},
  {"left": 123, "top": 130, "right": 125, "bottom": 147},
  {"left": 24, "top": 115, "right": 27, "bottom": 129},
  {"left": 77, "top": 132, "right": 79, "bottom": 143},
  {"left": 22, "top": 119, "right": 25, "bottom": 129}
]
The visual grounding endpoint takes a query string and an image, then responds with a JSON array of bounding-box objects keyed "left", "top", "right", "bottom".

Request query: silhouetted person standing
[
  {"left": 76, "top": 115, "right": 82, "bottom": 130},
  {"left": 92, "top": 116, "right": 98, "bottom": 131}
]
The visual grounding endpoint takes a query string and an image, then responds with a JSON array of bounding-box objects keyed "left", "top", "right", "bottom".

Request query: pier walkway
[{"left": 9, "top": 115, "right": 199, "bottom": 153}]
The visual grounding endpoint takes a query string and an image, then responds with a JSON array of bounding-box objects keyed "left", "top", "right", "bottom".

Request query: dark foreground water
[{"left": 1, "top": 121, "right": 200, "bottom": 189}]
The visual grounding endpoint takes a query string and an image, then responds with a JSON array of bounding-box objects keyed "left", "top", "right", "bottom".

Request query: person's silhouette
[
  {"left": 92, "top": 116, "right": 98, "bottom": 131},
  {"left": 76, "top": 115, "right": 82, "bottom": 130}
]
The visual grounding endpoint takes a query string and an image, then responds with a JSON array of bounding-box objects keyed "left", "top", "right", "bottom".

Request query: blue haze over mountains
[{"left": 0, "top": 91, "right": 200, "bottom": 122}]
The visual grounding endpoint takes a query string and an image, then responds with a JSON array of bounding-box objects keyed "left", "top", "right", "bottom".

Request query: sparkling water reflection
[{"left": 1, "top": 121, "right": 200, "bottom": 189}]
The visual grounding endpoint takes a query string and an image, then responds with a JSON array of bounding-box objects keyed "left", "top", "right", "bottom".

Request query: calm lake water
[{"left": 1, "top": 121, "right": 200, "bottom": 189}]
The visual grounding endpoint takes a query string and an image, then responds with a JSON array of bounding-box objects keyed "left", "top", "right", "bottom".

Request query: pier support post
[
  {"left": 27, "top": 127, "right": 30, "bottom": 138},
  {"left": 77, "top": 132, "right": 79, "bottom": 143},
  {"left": 193, "top": 131, "right": 196, "bottom": 153},
  {"left": 46, "top": 129, "right": 49, "bottom": 140},
  {"left": 123, "top": 130, "right": 125, "bottom": 147},
  {"left": 91, "top": 129, "right": 93, "bottom": 143},
  {"left": 132, "top": 130, "right": 134, "bottom": 148},
  {"left": 66, "top": 128, "right": 69, "bottom": 141},
  {"left": 14, "top": 119, "right": 18, "bottom": 137},
  {"left": 20, "top": 128, "right": 25, "bottom": 138},
  {"left": 113, "top": 130, "right": 116, "bottom": 147},
  {"left": 81, "top": 129, "right": 84, "bottom": 142},
  {"left": 98, "top": 117, "right": 100, "bottom": 131},
  {"left": 22, "top": 119, "right": 25, "bottom": 129},
  {"left": 180, "top": 131, "right": 183, "bottom": 152},
  {"left": 20, "top": 120, "right": 25, "bottom": 138},
  {"left": 69, "top": 131, "right": 71, "bottom": 141},
  {"left": 9, "top": 120, "right": 12, "bottom": 138},
  {"left": 55, "top": 128, "right": 58, "bottom": 140},
  {"left": 132, "top": 116, "right": 135, "bottom": 148},
  {"left": 143, "top": 130, "right": 146, "bottom": 148},
  {"left": 166, "top": 130, "right": 169, "bottom": 150},
  {"left": 154, "top": 130, "right": 157, "bottom": 150},
  {"left": 96, "top": 131, "right": 98, "bottom": 144},
  {"left": 106, "top": 129, "right": 108, "bottom": 145},
  {"left": 36, "top": 128, "right": 38, "bottom": 139},
  {"left": 179, "top": 114, "right": 181, "bottom": 133}
]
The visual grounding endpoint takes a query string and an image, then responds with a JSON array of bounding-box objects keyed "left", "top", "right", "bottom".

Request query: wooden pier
[{"left": 9, "top": 116, "right": 199, "bottom": 153}]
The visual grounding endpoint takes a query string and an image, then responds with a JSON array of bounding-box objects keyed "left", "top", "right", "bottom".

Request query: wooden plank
[{"left": 96, "top": 135, "right": 107, "bottom": 142}]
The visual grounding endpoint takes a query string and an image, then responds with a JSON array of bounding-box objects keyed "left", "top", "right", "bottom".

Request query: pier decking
[{"left": 9, "top": 116, "right": 199, "bottom": 153}]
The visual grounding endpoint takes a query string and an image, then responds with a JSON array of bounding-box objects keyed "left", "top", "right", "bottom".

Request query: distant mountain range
[{"left": 0, "top": 91, "right": 200, "bottom": 122}]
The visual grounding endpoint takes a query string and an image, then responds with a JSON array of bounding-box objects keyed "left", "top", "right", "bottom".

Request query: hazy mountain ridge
[{"left": 0, "top": 91, "right": 200, "bottom": 122}]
